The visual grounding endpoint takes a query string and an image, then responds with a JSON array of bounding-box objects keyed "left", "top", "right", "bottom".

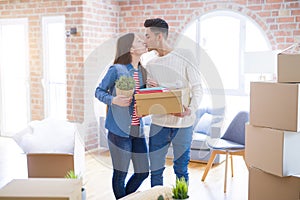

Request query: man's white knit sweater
[{"left": 145, "top": 48, "right": 203, "bottom": 128}]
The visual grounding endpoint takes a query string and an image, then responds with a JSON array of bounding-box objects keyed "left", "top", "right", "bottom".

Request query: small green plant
[
  {"left": 65, "top": 170, "right": 78, "bottom": 179},
  {"left": 115, "top": 75, "right": 135, "bottom": 90},
  {"left": 65, "top": 170, "right": 86, "bottom": 200},
  {"left": 172, "top": 177, "right": 189, "bottom": 199}
]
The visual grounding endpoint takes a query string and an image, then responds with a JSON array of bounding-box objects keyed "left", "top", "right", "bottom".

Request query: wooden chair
[{"left": 201, "top": 111, "right": 249, "bottom": 193}]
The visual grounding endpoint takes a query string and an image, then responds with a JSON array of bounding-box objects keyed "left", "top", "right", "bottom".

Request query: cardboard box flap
[{"left": 278, "top": 43, "right": 300, "bottom": 54}]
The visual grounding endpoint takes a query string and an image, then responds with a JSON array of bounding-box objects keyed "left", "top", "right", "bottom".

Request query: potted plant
[
  {"left": 65, "top": 170, "right": 86, "bottom": 200},
  {"left": 115, "top": 75, "right": 135, "bottom": 97},
  {"left": 172, "top": 177, "right": 189, "bottom": 200}
]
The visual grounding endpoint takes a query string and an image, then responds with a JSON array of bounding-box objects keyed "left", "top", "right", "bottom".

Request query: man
[{"left": 143, "top": 18, "right": 202, "bottom": 187}]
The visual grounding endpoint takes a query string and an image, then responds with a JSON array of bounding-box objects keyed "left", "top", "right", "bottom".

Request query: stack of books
[{"left": 136, "top": 87, "right": 169, "bottom": 94}]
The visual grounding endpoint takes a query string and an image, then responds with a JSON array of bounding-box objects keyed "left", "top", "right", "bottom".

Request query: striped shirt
[{"left": 131, "top": 71, "right": 140, "bottom": 126}]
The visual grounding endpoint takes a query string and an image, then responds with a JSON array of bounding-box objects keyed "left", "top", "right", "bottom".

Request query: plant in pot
[
  {"left": 65, "top": 170, "right": 86, "bottom": 200},
  {"left": 172, "top": 177, "right": 189, "bottom": 200},
  {"left": 115, "top": 75, "right": 135, "bottom": 97}
]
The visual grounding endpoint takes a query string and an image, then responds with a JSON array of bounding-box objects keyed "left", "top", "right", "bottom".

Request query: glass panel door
[
  {"left": 0, "top": 18, "right": 30, "bottom": 136},
  {"left": 42, "top": 16, "right": 66, "bottom": 119}
]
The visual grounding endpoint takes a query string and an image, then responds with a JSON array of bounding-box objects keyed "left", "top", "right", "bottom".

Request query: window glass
[
  {"left": 182, "top": 11, "right": 272, "bottom": 120},
  {"left": 200, "top": 16, "right": 240, "bottom": 90},
  {"left": 0, "top": 19, "right": 29, "bottom": 136}
]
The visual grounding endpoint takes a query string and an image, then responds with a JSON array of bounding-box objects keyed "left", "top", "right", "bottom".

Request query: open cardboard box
[
  {"left": 26, "top": 129, "right": 84, "bottom": 178},
  {"left": 0, "top": 178, "right": 82, "bottom": 200},
  {"left": 13, "top": 118, "right": 85, "bottom": 178},
  {"left": 135, "top": 89, "right": 189, "bottom": 116}
]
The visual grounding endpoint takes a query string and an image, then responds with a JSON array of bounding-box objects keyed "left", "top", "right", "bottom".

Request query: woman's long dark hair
[{"left": 113, "top": 33, "right": 134, "bottom": 65}]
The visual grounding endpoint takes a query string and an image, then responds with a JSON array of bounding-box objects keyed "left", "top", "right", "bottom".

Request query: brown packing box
[
  {"left": 248, "top": 167, "right": 300, "bottom": 200},
  {"left": 27, "top": 154, "right": 74, "bottom": 178},
  {"left": 26, "top": 132, "right": 85, "bottom": 178},
  {"left": 278, "top": 53, "right": 300, "bottom": 83},
  {"left": 250, "top": 82, "right": 300, "bottom": 131},
  {"left": 0, "top": 179, "right": 82, "bottom": 200},
  {"left": 135, "top": 89, "right": 189, "bottom": 116},
  {"left": 245, "top": 124, "right": 300, "bottom": 177}
]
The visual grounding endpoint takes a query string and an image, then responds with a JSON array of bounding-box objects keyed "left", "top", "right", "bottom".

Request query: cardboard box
[
  {"left": 248, "top": 167, "right": 300, "bottom": 200},
  {"left": 246, "top": 124, "right": 300, "bottom": 177},
  {"left": 0, "top": 178, "right": 82, "bottom": 200},
  {"left": 27, "top": 154, "right": 74, "bottom": 178},
  {"left": 26, "top": 132, "right": 85, "bottom": 178},
  {"left": 135, "top": 89, "right": 188, "bottom": 116},
  {"left": 278, "top": 53, "right": 300, "bottom": 83},
  {"left": 250, "top": 82, "right": 300, "bottom": 131}
]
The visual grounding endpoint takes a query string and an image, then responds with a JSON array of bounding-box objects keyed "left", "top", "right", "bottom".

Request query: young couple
[{"left": 95, "top": 18, "right": 202, "bottom": 199}]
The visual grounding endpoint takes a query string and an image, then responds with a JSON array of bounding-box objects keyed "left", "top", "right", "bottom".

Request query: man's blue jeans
[
  {"left": 149, "top": 124, "right": 193, "bottom": 187},
  {"left": 107, "top": 131, "right": 149, "bottom": 199}
]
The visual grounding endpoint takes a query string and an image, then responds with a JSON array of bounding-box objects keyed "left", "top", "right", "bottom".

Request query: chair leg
[
  {"left": 230, "top": 155, "right": 234, "bottom": 177},
  {"left": 224, "top": 151, "right": 229, "bottom": 193},
  {"left": 201, "top": 150, "right": 217, "bottom": 182}
]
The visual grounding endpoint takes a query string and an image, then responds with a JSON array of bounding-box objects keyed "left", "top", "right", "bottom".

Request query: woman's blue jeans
[
  {"left": 149, "top": 124, "right": 193, "bottom": 187},
  {"left": 107, "top": 130, "right": 149, "bottom": 199}
]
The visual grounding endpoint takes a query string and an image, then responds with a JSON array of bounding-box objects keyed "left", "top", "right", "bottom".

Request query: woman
[{"left": 95, "top": 33, "right": 149, "bottom": 199}]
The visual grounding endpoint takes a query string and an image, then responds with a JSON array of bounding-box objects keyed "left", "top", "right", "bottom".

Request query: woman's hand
[
  {"left": 146, "top": 78, "right": 158, "bottom": 88},
  {"left": 112, "top": 95, "right": 132, "bottom": 107}
]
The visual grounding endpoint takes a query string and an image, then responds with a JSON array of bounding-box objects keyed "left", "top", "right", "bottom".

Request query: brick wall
[
  {"left": 119, "top": 0, "right": 300, "bottom": 50},
  {"left": 80, "top": 0, "right": 119, "bottom": 150},
  {"left": 0, "top": 0, "right": 119, "bottom": 150}
]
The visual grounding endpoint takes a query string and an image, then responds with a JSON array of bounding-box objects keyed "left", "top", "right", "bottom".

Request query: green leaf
[
  {"left": 65, "top": 170, "right": 78, "bottom": 179},
  {"left": 172, "top": 177, "right": 189, "bottom": 199}
]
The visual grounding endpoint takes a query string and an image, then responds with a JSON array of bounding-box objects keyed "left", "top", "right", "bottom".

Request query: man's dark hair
[{"left": 144, "top": 18, "right": 169, "bottom": 39}]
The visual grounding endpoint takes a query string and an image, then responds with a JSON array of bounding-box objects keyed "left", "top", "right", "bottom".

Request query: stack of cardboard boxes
[{"left": 246, "top": 48, "right": 300, "bottom": 200}]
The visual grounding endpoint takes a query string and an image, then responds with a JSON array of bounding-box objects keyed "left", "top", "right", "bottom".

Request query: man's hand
[
  {"left": 146, "top": 78, "right": 158, "bottom": 88},
  {"left": 112, "top": 95, "right": 132, "bottom": 107},
  {"left": 172, "top": 105, "right": 191, "bottom": 118}
]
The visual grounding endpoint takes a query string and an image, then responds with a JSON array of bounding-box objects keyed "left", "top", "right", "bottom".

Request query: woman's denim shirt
[{"left": 95, "top": 63, "right": 146, "bottom": 138}]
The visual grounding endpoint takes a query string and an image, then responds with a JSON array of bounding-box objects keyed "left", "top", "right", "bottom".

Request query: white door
[
  {"left": 42, "top": 16, "right": 67, "bottom": 119},
  {"left": 0, "top": 18, "right": 30, "bottom": 136}
]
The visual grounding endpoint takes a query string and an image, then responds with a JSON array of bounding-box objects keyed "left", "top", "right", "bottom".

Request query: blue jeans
[
  {"left": 107, "top": 130, "right": 149, "bottom": 199},
  {"left": 149, "top": 124, "right": 193, "bottom": 187}
]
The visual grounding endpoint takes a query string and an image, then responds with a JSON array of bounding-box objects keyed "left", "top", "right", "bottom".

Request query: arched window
[{"left": 182, "top": 11, "right": 273, "bottom": 119}]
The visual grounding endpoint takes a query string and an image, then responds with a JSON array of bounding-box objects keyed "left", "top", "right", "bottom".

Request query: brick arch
[{"left": 177, "top": 2, "right": 276, "bottom": 49}]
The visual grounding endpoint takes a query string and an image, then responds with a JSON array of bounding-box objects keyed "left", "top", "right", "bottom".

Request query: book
[{"left": 136, "top": 87, "right": 169, "bottom": 94}]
